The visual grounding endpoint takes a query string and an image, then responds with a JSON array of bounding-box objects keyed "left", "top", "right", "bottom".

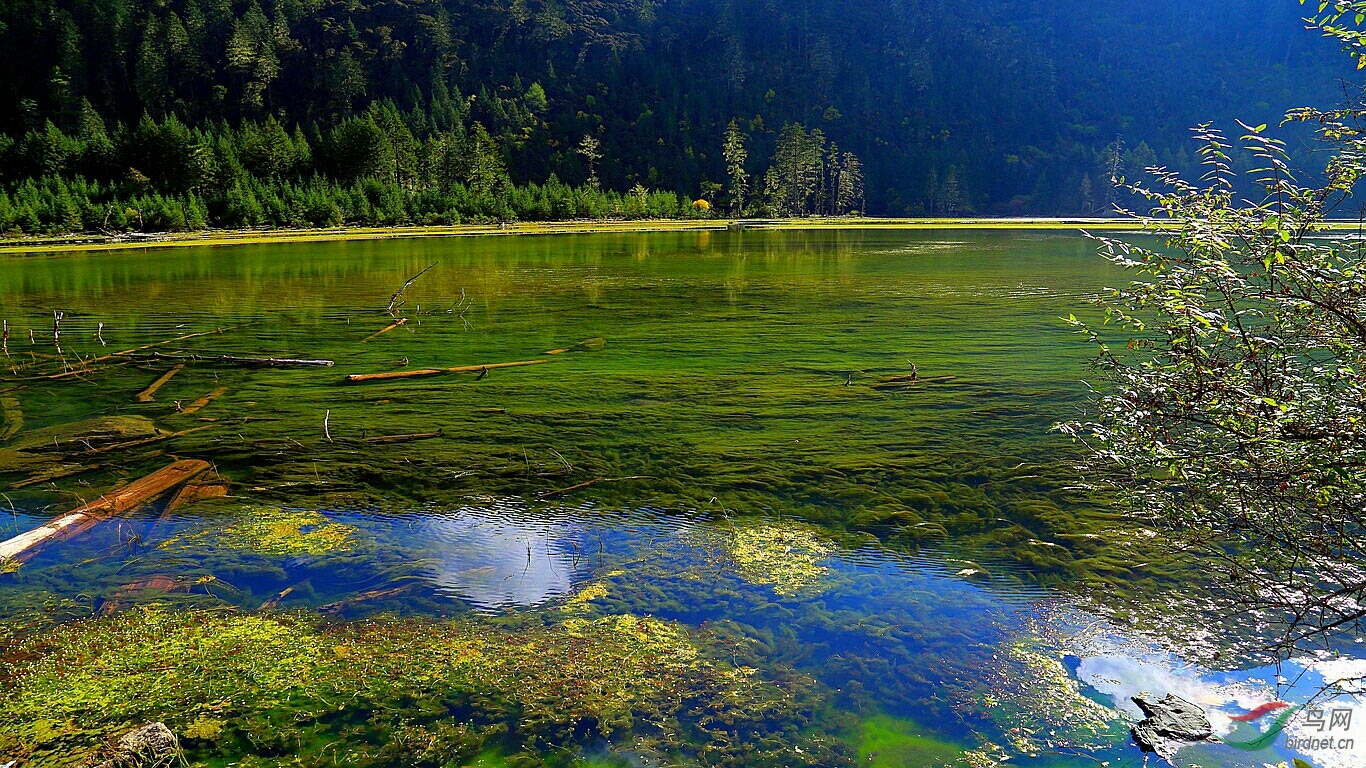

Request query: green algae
[
  {"left": 159, "top": 507, "right": 358, "bottom": 556},
  {"left": 716, "top": 521, "right": 836, "bottom": 596},
  {"left": 0, "top": 228, "right": 1177, "bottom": 600},
  {"left": 858, "top": 715, "right": 968, "bottom": 768},
  {"left": 0, "top": 605, "right": 851, "bottom": 767},
  {"left": 0, "top": 228, "right": 1234, "bottom": 768},
  {"left": 955, "top": 639, "right": 1122, "bottom": 758}
]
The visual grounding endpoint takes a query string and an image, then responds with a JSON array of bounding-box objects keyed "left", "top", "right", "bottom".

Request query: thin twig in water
[
  {"left": 387, "top": 262, "right": 438, "bottom": 315},
  {"left": 324, "top": 410, "right": 333, "bottom": 442},
  {"left": 539, "top": 476, "right": 655, "bottom": 498}
]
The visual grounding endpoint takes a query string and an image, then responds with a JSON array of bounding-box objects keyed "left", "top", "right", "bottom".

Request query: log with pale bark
[{"left": 0, "top": 459, "right": 209, "bottom": 563}]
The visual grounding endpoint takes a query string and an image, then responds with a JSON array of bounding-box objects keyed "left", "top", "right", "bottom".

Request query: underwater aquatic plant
[
  {"left": 0, "top": 606, "right": 849, "bottom": 766},
  {"left": 717, "top": 521, "right": 836, "bottom": 596},
  {"left": 159, "top": 507, "right": 357, "bottom": 556}
]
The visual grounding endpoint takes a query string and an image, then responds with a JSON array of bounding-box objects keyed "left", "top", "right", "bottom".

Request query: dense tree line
[
  {"left": 0, "top": 103, "right": 697, "bottom": 234},
  {"left": 0, "top": 0, "right": 1355, "bottom": 231}
]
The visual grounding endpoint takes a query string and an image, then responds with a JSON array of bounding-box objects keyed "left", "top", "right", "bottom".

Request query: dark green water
[{"left": 0, "top": 230, "right": 1358, "bottom": 768}]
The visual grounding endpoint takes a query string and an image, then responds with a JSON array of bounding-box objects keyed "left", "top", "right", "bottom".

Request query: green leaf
[{"left": 1295, "top": 758, "right": 1316, "bottom": 768}]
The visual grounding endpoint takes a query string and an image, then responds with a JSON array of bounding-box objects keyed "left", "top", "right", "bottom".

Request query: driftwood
[
  {"left": 0, "top": 459, "right": 209, "bottom": 563},
  {"left": 387, "top": 262, "right": 438, "bottom": 314},
  {"left": 362, "top": 317, "right": 407, "bottom": 342},
  {"left": 544, "top": 337, "right": 606, "bottom": 355},
  {"left": 121, "top": 352, "right": 334, "bottom": 368},
  {"left": 261, "top": 584, "right": 301, "bottom": 611},
  {"left": 47, "top": 327, "right": 232, "bottom": 379},
  {"left": 0, "top": 394, "right": 20, "bottom": 440},
  {"left": 178, "top": 388, "right": 228, "bottom": 416},
  {"left": 72, "top": 425, "right": 214, "bottom": 457},
  {"left": 135, "top": 364, "right": 184, "bottom": 402},
  {"left": 345, "top": 359, "right": 549, "bottom": 383}
]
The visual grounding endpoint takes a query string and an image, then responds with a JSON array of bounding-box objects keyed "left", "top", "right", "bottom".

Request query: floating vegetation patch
[
  {"left": 958, "top": 638, "right": 1121, "bottom": 757},
  {"left": 160, "top": 507, "right": 357, "bottom": 556},
  {"left": 719, "top": 521, "right": 836, "bottom": 595},
  {"left": 0, "top": 606, "right": 851, "bottom": 767}
]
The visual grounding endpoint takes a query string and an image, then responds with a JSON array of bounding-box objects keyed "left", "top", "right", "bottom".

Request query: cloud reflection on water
[{"left": 419, "top": 505, "right": 585, "bottom": 611}]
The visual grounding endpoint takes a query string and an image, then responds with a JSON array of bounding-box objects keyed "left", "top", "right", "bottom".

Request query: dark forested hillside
[{"left": 0, "top": 0, "right": 1357, "bottom": 231}]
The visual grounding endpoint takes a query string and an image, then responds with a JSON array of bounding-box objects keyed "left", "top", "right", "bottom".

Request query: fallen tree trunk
[
  {"left": 121, "top": 352, "right": 334, "bottom": 368},
  {"left": 0, "top": 458, "right": 209, "bottom": 563},
  {"left": 135, "top": 364, "right": 184, "bottom": 402},
  {"left": 47, "top": 327, "right": 233, "bottom": 380},
  {"left": 345, "top": 359, "right": 549, "bottom": 383}
]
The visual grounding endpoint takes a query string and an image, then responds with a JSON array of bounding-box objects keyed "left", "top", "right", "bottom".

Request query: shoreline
[{"left": 0, "top": 216, "right": 1358, "bottom": 256}]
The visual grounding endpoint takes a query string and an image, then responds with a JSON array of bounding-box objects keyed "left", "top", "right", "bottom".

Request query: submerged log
[
  {"left": 345, "top": 359, "right": 549, "bottom": 383},
  {"left": 10, "top": 462, "right": 108, "bottom": 489},
  {"left": 544, "top": 337, "right": 606, "bottom": 355},
  {"left": 46, "top": 327, "right": 232, "bottom": 380},
  {"left": 0, "top": 459, "right": 209, "bottom": 563},
  {"left": 260, "top": 584, "right": 299, "bottom": 611},
  {"left": 164, "top": 481, "right": 229, "bottom": 514},
  {"left": 319, "top": 584, "right": 415, "bottom": 614},
  {"left": 362, "top": 317, "right": 407, "bottom": 342},
  {"left": 135, "top": 364, "right": 184, "bottom": 402},
  {"left": 74, "top": 425, "right": 214, "bottom": 458},
  {"left": 121, "top": 352, "right": 334, "bottom": 368},
  {"left": 178, "top": 388, "right": 228, "bottom": 416}
]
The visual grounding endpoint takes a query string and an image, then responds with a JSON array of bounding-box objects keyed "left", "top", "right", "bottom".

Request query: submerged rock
[
  {"left": 1130, "top": 694, "right": 1212, "bottom": 756},
  {"left": 96, "top": 723, "right": 179, "bottom": 768}
]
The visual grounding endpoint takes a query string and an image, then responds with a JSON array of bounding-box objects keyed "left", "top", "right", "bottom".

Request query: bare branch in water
[{"left": 387, "top": 262, "right": 438, "bottom": 315}]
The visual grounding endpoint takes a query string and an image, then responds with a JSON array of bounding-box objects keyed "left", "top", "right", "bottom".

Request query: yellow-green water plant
[
  {"left": 711, "top": 520, "right": 836, "bottom": 596},
  {"left": 159, "top": 507, "right": 358, "bottom": 556},
  {"left": 0, "top": 606, "right": 852, "bottom": 767}
]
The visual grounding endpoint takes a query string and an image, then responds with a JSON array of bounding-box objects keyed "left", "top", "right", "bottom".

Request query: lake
[{"left": 0, "top": 228, "right": 1359, "bottom": 768}]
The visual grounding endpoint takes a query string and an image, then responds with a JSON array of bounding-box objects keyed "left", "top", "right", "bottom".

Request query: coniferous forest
[{"left": 0, "top": 0, "right": 1355, "bottom": 234}]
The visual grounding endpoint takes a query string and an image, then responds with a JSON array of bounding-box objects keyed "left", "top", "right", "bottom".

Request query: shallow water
[{"left": 0, "top": 229, "right": 1360, "bottom": 767}]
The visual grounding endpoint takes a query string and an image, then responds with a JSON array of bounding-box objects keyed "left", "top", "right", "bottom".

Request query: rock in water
[
  {"left": 1131, "top": 694, "right": 1213, "bottom": 757},
  {"left": 95, "top": 723, "right": 179, "bottom": 768}
]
